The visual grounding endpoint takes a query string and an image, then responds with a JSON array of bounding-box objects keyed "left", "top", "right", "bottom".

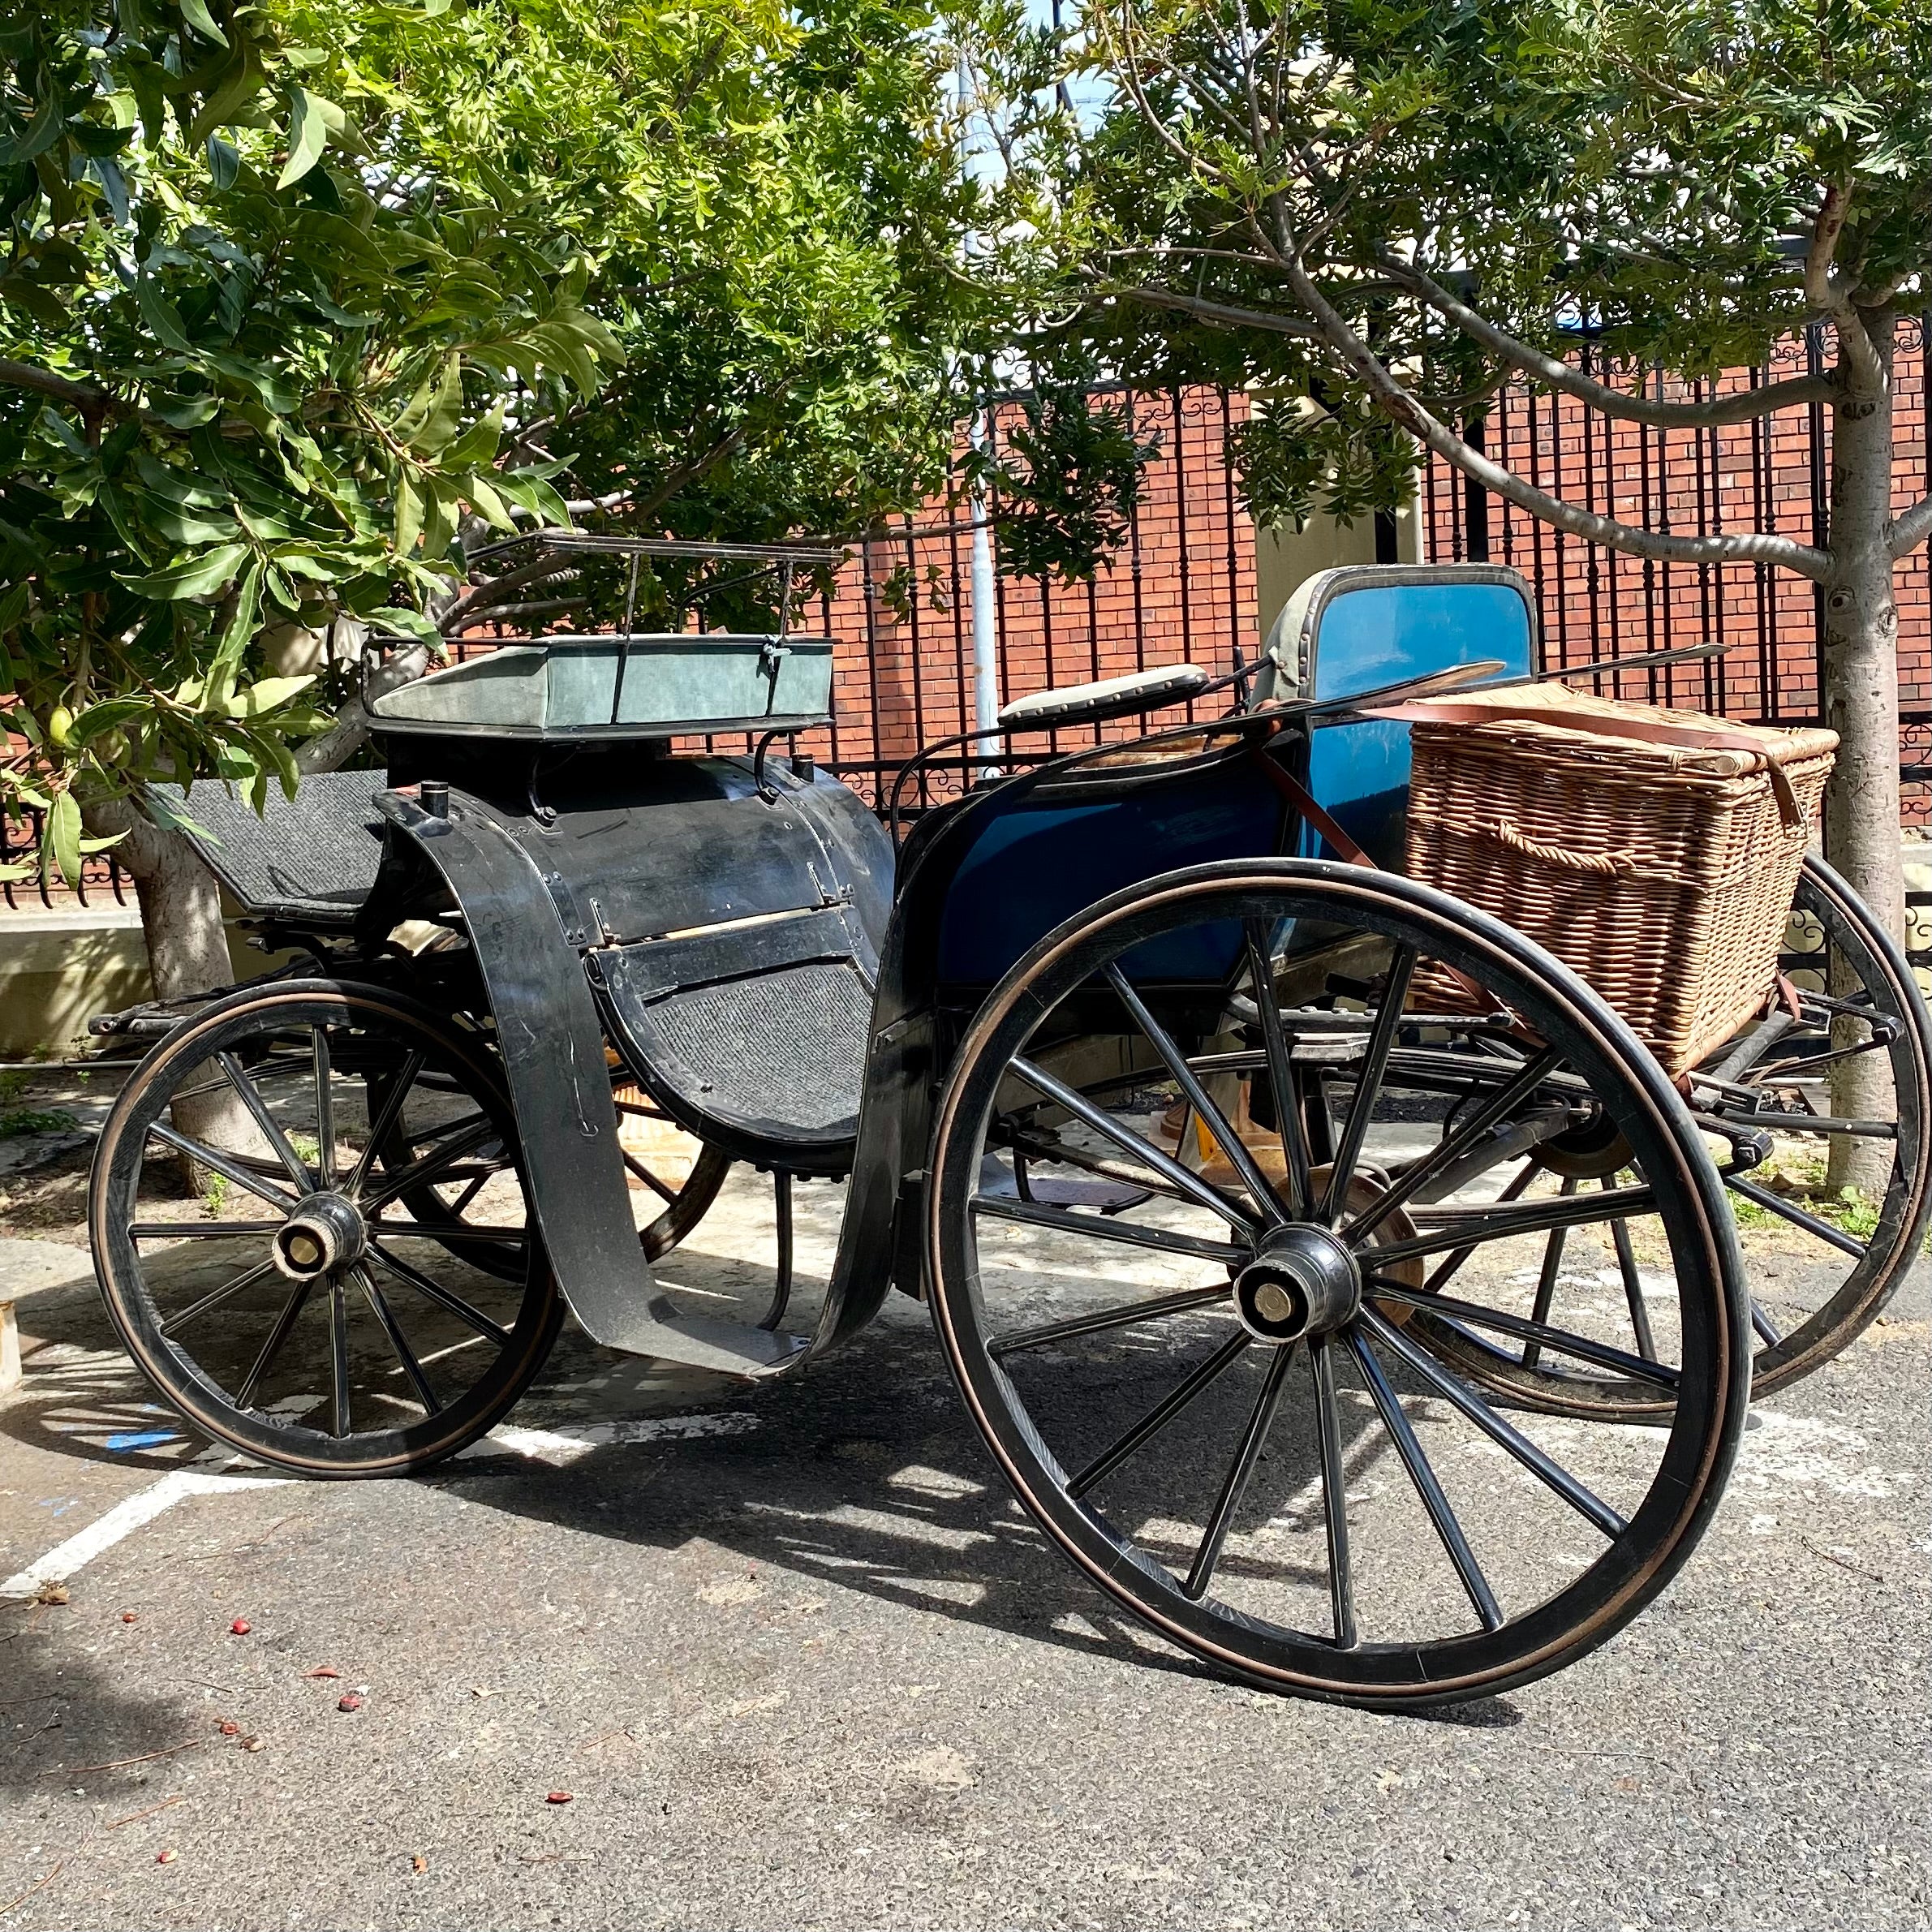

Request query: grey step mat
[{"left": 146, "top": 771, "right": 385, "bottom": 923}]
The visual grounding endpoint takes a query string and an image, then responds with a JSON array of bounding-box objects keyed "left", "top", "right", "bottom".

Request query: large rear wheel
[{"left": 927, "top": 860, "right": 1748, "bottom": 1706}]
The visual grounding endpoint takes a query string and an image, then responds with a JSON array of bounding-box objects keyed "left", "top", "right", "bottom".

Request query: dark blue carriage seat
[
  {"left": 932, "top": 738, "right": 1288, "bottom": 988},
  {"left": 1260, "top": 565, "right": 1536, "bottom": 868}
]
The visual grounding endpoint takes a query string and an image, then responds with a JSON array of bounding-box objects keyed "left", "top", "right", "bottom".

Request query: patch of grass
[
  {"left": 201, "top": 1170, "right": 231, "bottom": 1219},
  {"left": 1728, "top": 1144, "right": 1885, "bottom": 1241},
  {"left": 0, "top": 1068, "right": 77, "bottom": 1138}
]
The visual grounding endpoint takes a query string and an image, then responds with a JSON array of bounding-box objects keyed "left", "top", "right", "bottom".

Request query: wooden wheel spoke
[
  {"left": 365, "top": 1241, "right": 511, "bottom": 1348},
  {"left": 1366, "top": 1279, "right": 1681, "bottom": 1389},
  {"left": 620, "top": 1147, "right": 682, "bottom": 1204},
  {"left": 1182, "top": 1341, "right": 1297, "bottom": 1603},
  {"left": 1346, "top": 1328, "right": 1504, "bottom": 1632},
  {"left": 1415, "top": 1160, "right": 1541, "bottom": 1298},
  {"left": 447, "top": 1173, "right": 491, "bottom": 1218},
  {"left": 312, "top": 1029, "right": 337, "bottom": 1188},
  {"left": 328, "top": 1276, "right": 352, "bottom": 1438},
  {"left": 1009, "top": 1056, "right": 1259, "bottom": 1233},
  {"left": 1364, "top": 1181, "right": 1657, "bottom": 1267},
  {"left": 235, "top": 1280, "right": 312, "bottom": 1410},
  {"left": 1067, "top": 1333, "right": 1250, "bottom": 1500},
  {"left": 1105, "top": 960, "right": 1289, "bottom": 1224},
  {"left": 160, "top": 1259, "right": 278, "bottom": 1339},
  {"left": 1359, "top": 1309, "right": 1627, "bottom": 1537},
  {"left": 992, "top": 1283, "right": 1236, "bottom": 1362},
  {"left": 147, "top": 1121, "right": 300, "bottom": 1215},
  {"left": 368, "top": 1220, "right": 527, "bottom": 1246},
  {"left": 131, "top": 1220, "right": 284, "bottom": 1240},
  {"left": 344, "top": 1051, "right": 425, "bottom": 1194},
  {"left": 1345, "top": 1048, "right": 1566, "bottom": 1242},
  {"left": 1308, "top": 1337, "right": 1357, "bottom": 1649},
  {"left": 352, "top": 1264, "right": 443, "bottom": 1415},
  {"left": 1723, "top": 1173, "right": 1866, "bottom": 1259},
  {"left": 1522, "top": 1176, "right": 1579, "bottom": 1367},
  {"left": 1322, "top": 943, "right": 1418, "bottom": 1223},
  {"left": 359, "top": 1117, "right": 498, "bottom": 1212},
  {"left": 1241, "top": 922, "right": 1315, "bottom": 1217},
  {"left": 216, "top": 1051, "right": 316, "bottom": 1192},
  {"left": 1605, "top": 1179, "right": 1659, "bottom": 1359},
  {"left": 973, "top": 1194, "right": 1250, "bottom": 1267}
]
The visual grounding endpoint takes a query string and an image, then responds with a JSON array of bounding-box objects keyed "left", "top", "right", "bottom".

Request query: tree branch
[
  {"left": 1379, "top": 254, "right": 1837, "bottom": 426},
  {"left": 1890, "top": 493, "right": 1932, "bottom": 562},
  {"left": 1, "top": 356, "right": 242, "bottom": 437},
  {"left": 295, "top": 641, "right": 432, "bottom": 774},
  {"left": 1125, "top": 278, "right": 1831, "bottom": 582},
  {"left": 1116, "top": 282, "right": 1320, "bottom": 338},
  {"left": 437, "top": 557, "right": 578, "bottom": 635},
  {"left": 0, "top": 359, "right": 118, "bottom": 420},
  {"left": 1805, "top": 183, "right": 1884, "bottom": 395}
]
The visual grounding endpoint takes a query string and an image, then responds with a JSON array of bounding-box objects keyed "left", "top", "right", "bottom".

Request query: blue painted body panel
[
  {"left": 934, "top": 755, "right": 1284, "bottom": 984},
  {"left": 1303, "top": 582, "right": 1533, "bottom": 867}
]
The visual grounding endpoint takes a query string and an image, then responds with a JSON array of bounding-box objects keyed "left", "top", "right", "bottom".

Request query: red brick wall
[{"left": 802, "top": 385, "right": 1259, "bottom": 802}]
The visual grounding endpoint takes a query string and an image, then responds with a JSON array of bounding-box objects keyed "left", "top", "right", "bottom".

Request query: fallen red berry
[
  {"left": 229, "top": 1618, "right": 251, "bottom": 1636},
  {"left": 120, "top": 1611, "right": 137, "bottom": 1624},
  {"left": 156, "top": 1849, "right": 177, "bottom": 1865},
  {"left": 338, "top": 1693, "right": 363, "bottom": 1712},
  {"left": 545, "top": 1791, "right": 573, "bottom": 1805}
]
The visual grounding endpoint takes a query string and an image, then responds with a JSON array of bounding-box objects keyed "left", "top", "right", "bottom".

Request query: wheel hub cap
[
  {"left": 1233, "top": 1224, "right": 1360, "bottom": 1345},
  {"left": 273, "top": 1193, "right": 367, "bottom": 1281}
]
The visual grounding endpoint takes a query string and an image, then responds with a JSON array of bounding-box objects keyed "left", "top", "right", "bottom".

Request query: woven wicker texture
[{"left": 1401, "top": 684, "right": 1836, "bottom": 1074}]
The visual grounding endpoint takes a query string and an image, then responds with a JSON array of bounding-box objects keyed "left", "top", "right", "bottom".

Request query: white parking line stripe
[
  {"left": 0, "top": 1469, "right": 291, "bottom": 1601},
  {"left": 0, "top": 1409, "right": 761, "bottom": 1598}
]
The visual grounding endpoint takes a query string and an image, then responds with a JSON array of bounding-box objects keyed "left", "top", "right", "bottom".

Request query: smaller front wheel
[
  {"left": 90, "top": 980, "right": 562, "bottom": 1477},
  {"left": 927, "top": 860, "right": 1749, "bottom": 1707}
]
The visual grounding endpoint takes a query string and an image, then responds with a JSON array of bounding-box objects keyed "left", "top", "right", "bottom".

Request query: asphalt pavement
[{"left": 1, "top": 1173, "right": 1926, "bottom": 1931}]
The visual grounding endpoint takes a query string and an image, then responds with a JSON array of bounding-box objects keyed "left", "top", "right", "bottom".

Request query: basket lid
[{"left": 1379, "top": 681, "right": 1839, "bottom": 777}]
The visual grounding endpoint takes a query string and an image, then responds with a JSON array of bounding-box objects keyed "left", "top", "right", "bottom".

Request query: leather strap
[
  {"left": 1366, "top": 698, "right": 1809, "bottom": 830},
  {"left": 1249, "top": 749, "right": 1500, "bottom": 1015}
]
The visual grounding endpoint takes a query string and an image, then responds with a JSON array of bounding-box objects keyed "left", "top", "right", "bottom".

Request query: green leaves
[
  {"left": 4, "top": 0, "right": 975, "bottom": 870},
  {"left": 122, "top": 544, "right": 249, "bottom": 600},
  {"left": 278, "top": 84, "right": 329, "bottom": 188}
]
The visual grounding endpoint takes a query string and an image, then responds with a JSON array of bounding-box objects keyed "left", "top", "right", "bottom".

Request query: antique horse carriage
[{"left": 85, "top": 540, "right": 1931, "bottom": 1706}]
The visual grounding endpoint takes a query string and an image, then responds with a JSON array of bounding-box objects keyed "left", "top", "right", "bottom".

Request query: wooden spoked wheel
[
  {"left": 927, "top": 860, "right": 1749, "bottom": 1707},
  {"left": 1717, "top": 855, "right": 1931, "bottom": 1394},
  {"left": 90, "top": 981, "right": 562, "bottom": 1477},
  {"left": 611, "top": 1079, "right": 733, "bottom": 1260}
]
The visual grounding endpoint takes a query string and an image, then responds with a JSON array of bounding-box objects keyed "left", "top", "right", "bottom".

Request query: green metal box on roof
[{"left": 366, "top": 631, "right": 835, "bottom": 742}]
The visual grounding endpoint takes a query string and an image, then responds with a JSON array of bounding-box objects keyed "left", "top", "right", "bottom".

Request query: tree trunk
[
  {"left": 85, "top": 798, "right": 252, "bottom": 1164},
  {"left": 1819, "top": 307, "right": 1904, "bottom": 1194}
]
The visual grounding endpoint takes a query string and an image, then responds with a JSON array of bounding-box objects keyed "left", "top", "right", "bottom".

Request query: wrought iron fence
[
  {"left": 1418, "top": 319, "right": 1931, "bottom": 817},
  {"left": 8, "top": 337, "right": 1930, "bottom": 907}
]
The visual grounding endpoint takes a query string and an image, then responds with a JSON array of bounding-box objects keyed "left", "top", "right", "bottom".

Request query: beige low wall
[{"left": 0, "top": 905, "right": 264, "bottom": 1059}]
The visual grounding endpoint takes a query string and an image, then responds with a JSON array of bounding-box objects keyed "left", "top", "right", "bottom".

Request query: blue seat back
[{"left": 1269, "top": 566, "right": 1536, "bottom": 867}]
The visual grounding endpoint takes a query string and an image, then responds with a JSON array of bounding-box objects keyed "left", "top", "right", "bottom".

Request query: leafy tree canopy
[
  {"left": 2, "top": 0, "right": 980, "bottom": 882},
  {"left": 965, "top": 0, "right": 1930, "bottom": 535}
]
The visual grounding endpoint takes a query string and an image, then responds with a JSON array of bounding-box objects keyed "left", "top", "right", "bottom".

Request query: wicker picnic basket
[{"left": 1395, "top": 683, "right": 1837, "bottom": 1075}]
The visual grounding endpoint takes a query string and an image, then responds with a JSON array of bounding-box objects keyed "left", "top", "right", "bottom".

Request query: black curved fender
[{"left": 374, "top": 787, "right": 801, "bottom": 1377}]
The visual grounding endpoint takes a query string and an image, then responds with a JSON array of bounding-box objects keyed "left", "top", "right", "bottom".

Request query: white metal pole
[{"left": 958, "top": 54, "right": 1000, "bottom": 772}]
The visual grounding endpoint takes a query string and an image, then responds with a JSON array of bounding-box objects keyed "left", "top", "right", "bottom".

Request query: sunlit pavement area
[{"left": 2, "top": 1164, "right": 1927, "bottom": 1932}]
